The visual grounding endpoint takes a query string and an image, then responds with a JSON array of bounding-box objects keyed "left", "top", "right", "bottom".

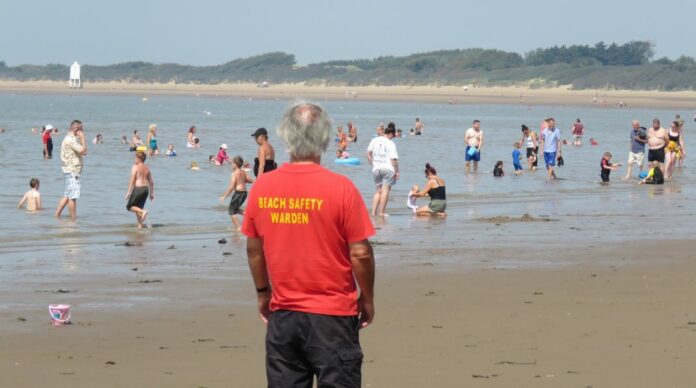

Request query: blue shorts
[
  {"left": 544, "top": 152, "right": 557, "bottom": 167},
  {"left": 465, "top": 146, "right": 480, "bottom": 162},
  {"left": 513, "top": 162, "right": 523, "bottom": 171}
]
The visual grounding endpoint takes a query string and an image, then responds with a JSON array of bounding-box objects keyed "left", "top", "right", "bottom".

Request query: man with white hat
[{"left": 215, "top": 143, "right": 230, "bottom": 165}]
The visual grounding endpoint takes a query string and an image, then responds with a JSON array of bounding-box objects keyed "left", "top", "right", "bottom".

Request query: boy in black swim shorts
[{"left": 220, "top": 156, "right": 254, "bottom": 231}]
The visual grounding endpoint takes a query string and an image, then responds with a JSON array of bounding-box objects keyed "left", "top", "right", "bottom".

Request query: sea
[{"left": 0, "top": 92, "right": 694, "bottom": 308}]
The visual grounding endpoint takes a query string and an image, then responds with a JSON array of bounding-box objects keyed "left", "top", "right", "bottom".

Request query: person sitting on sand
[
  {"left": 411, "top": 163, "right": 447, "bottom": 216},
  {"left": 407, "top": 184, "right": 419, "bottom": 214},
  {"left": 220, "top": 156, "right": 254, "bottom": 231},
  {"left": 494, "top": 161, "right": 504, "bottom": 177},
  {"left": 125, "top": 151, "right": 154, "bottom": 229},
  {"left": 639, "top": 161, "right": 664, "bottom": 185},
  {"left": 18, "top": 178, "right": 41, "bottom": 212}
]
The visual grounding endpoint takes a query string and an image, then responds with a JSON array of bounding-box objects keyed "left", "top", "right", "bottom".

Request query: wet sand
[
  {"left": 2, "top": 80, "right": 696, "bottom": 109},
  {"left": 2, "top": 239, "right": 695, "bottom": 387}
]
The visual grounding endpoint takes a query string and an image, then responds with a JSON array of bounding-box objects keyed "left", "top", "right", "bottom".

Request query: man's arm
[
  {"left": 247, "top": 237, "right": 271, "bottom": 323},
  {"left": 125, "top": 165, "right": 137, "bottom": 198},
  {"left": 478, "top": 132, "right": 484, "bottom": 151},
  {"left": 391, "top": 158, "right": 399, "bottom": 180},
  {"left": 220, "top": 171, "right": 237, "bottom": 201},
  {"left": 148, "top": 170, "right": 154, "bottom": 200},
  {"left": 349, "top": 239, "right": 375, "bottom": 328},
  {"left": 18, "top": 193, "right": 27, "bottom": 208},
  {"left": 367, "top": 150, "right": 374, "bottom": 166}
]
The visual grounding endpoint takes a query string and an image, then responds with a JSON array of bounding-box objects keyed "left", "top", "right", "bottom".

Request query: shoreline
[
  {"left": 2, "top": 239, "right": 695, "bottom": 387},
  {"left": 2, "top": 80, "right": 696, "bottom": 109}
]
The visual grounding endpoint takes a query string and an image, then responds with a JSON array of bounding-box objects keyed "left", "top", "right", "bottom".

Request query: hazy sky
[{"left": 1, "top": 0, "right": 694, "bottom": 66}]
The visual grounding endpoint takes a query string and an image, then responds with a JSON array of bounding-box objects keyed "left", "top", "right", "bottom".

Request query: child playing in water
[
  {"left": 166, "top": 144, "right": 177, "bottom": 157},
  {"left": 18, "top": 178, "right": 41, "bottom": 211},
  {"left": 220, "top": 156, "right": 254, "bottom": 231},
  {"left": 600, "top": 152, "right": 622, "bottom": 183},
  {"left": 335, "top": 148, "right": 350, "bottom": 159},
  {"left": 512, "top": 142, "right": 523, "bottom": 175},
  {"left": 639, "top": 161, "right": 664, "bottom": 185},
  {"left": 493, "top": 161, "right": 505, "bottom": 177},
  {"left": 407, "top": 184, "right": 419, "bottom": 214}
]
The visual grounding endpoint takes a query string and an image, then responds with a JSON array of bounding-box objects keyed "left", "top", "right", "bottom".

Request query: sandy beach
[
  {"left": 2, "top": 238, "right": 695, "bottom": 388},
  {"left": 2, "top": 80, "right": 696, "bottom": 109}
]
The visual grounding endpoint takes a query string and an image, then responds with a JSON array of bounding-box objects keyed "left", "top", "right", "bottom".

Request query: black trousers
[{"left": 266, "top": 310, "right": 363, "bottom": 388}]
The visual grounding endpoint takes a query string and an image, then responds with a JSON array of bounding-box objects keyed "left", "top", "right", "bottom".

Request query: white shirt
[{"left": 367, "top": 136, "right": 398, "bottom": 172}]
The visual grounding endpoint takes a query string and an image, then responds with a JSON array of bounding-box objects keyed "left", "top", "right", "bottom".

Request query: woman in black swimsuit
[
  {"left": 251, "top": 127, "right": 277, "bottom": 177},
  {"left": 412, "top": 163, "right": 447, "bottom": 216}
]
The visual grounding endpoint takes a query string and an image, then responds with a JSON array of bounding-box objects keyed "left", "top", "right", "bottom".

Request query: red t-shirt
[
  {"left": 572, "top": 123, "right": 584, "bottom": 135},
  {"left": 42, "top": 131, "right": 51, "bottom": 145},
  {"left": 242, "top": 162, "right": 375, "bottom": 316}
]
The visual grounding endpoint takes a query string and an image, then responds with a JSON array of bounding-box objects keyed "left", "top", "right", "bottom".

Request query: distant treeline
[{"left": 2, "top": 41, "right": 696, "bottom": 90}]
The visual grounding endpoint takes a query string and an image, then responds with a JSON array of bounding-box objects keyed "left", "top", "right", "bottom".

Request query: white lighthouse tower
[{"left": 69, "top": 61, "right": 81, "bottom": 89}]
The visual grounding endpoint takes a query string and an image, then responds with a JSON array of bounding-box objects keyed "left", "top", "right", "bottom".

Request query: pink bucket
[{"left": 48, "top": 304, "right": 71, "bottom": 326}]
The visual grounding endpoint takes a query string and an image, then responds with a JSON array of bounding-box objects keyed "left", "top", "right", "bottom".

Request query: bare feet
[{"left": 141, "top": 210, "right": 149, "bottom": 223}]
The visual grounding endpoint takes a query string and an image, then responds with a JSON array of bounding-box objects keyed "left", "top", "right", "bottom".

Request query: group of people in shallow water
[
  {"left": 487, "top": 116, "right": 686, "bottom": 185},
  {"left": 15, "top": 109, "right": 688, "bottom": 230}
]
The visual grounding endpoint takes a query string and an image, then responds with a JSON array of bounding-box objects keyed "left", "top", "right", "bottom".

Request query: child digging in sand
[
  {"left": 18, "top": 178, "right": 41, "bottom": 211},
  {"left": 125, "top": 151, "right": 154, "bottom": 229},
  {"left": 220, "top": 156, "right": 253, "bottom": 231}
]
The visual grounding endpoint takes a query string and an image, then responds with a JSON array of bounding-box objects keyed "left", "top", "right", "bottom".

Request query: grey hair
[{"left": 276, "top": 101, "right": 332, "bottom": 160}]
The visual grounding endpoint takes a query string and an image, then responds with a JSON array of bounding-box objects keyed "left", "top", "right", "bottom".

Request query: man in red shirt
[
  {"left": 243, "top": 101, "right": 375, "bottom": 388},
  {"left": 571, "top": 118, "right": 584, "bottom": 146},
  {"left": 42, "top": 124, "right": 55, "bottom": 159}
]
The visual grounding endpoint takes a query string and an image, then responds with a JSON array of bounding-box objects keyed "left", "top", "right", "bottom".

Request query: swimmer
[
  {"left": 336, "top": 148, "right": 350, "bottom": 159},
  {"left": 407, "top": 184, "right": 419, "bottom": 214},
  {"left": 93, "top": 133, "right": 103, "bottom": 144},
  {"left": 493, "top": 161, "right": 504, "bottom": 177},
  {"left": 190, "top": 162, "right": 200, "bottom": 170},
  {"left": 18, "top": 178, "right": 41, "bottom": 211},
  {"left": 166, "top": 144, "right": 177, "bottom": 157},
  {"left": 215, "top": 144, "right": 230, "bottom": 165}
]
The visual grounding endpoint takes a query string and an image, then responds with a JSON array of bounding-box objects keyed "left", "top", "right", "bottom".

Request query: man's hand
[
  {"left": 358, "top": 295, "right": 374, "bottom": 329},
  {"left": 258, "top": 291, "right": 271, "bottom": 324}
]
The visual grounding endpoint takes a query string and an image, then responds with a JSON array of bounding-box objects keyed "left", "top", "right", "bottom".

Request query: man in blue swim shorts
[
  {"left": 540, "top": 117, "right": 562, "bottom": 180},
  {"left": 464, "top": 120, "right": 484, "bottom": 173}
]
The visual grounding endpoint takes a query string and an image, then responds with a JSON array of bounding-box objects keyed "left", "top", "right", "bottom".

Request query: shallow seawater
[{"left": 0, "top": 93, "right": 694, "bottom": 289}]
